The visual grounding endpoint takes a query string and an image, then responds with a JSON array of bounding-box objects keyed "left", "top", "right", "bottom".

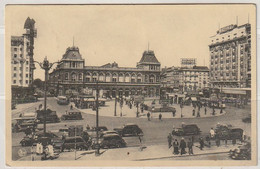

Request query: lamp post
[
  {"left": 95, "top": 81, "right": 100, "bottom": 155},
  {"left": 114, "top": 82, "right": 118, "bottom": 116},
  {"left": 34, "top": 57, "right": 60, "bottom": 136}
]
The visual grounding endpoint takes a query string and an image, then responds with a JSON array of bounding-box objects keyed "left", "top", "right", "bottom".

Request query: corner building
[
  {"left": 49, "top": 47, "right": 161, "bottom": 97},
  {"left": 209, "top": 23, "right": 251, "bottom": 88}
]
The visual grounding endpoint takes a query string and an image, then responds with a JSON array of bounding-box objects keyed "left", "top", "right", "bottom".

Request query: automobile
[
  {"left": 57, "top": 96, "right": 70, "bottom": 105},
  {"left": 51, "top": 138, "right": 64, "bottom": 152},
  {"left": 229, "top": 142, "right": 251, "bottom": 160},
  {"left": 36, "top": 109, "right": 60, "bottom": 123},
  {"left": 215, "top": 125, "right": 243, "bottom": 140},
  {"left": 100, "top": 130, "right": 118, "bottom": 138},
  {"left": 114, "top": 124, "right": 143, "bottom": 137},
  {"left": 20, "top": 132, "right": 58, "bottom": 147},
  {"left": 172, "top": 124, "right": 201, "bottom": 136},
  {"left": 61, "top": 136, "right": 90, "bottom": 152},
  {"left": 99, "top": 134, "right": 126, "bottom": 149},
  {"left": 87, "top": 126, "right": 108, "bottom": 137},
  {"left": 61, "top": 111, "right": 83, "bottom": 120},
  {"left": 242, "top": 116, "right": 251, "bottom": 123},
  {"left": 13, "top": 117, "right": 38, "bottom": 133}
]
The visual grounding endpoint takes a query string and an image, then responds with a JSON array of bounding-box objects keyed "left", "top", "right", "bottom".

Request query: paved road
[{"left": 12, "top": 97, "right": 251, "bottom": 161}]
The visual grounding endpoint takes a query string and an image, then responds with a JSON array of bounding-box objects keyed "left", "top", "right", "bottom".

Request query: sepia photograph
[{"left": 5, "top": 4, "right": 257, "bottom": 166}]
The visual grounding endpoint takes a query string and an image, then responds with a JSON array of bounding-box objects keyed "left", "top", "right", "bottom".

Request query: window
[
  {"left": 26, "top": 80, "right": 28, "bottom": 84},
  {"left": 13, "top": 80, "right": 16, "bottom": 84},
  {"left": 26, "top": 67, "right": 29, "bottom": 72},
  {"left": 26, "top": 74, "right": 28, "bottom": 78},
  {"left": 112, "top": 78, "right": 117, "bottom": 82},
  {"left": 26, "top": 61, "right": 29, "bottom": 65},
  {"left": 14, "top": 67, "right": 16, "bottom": 71},
  {"left": 71, "top": 73, "right": 76, "bottom": 81},
  {"left": 79, "top": 74, "right": 82, "bottom": 80},
  {"left": 14, "top": 54, "right": 17, "bottom": 58},
  {"left": 20, "top": 54, "right": 23, "bottom": 57},
  {"left": 20, "top": 48, "right": 23, "bottom": 51},
  {"left": 65, "top": 73, "right": 69, "bottom": 80},
  {"left": 13, "top": 73, "right": 16, "bottom": 77},
  {"left": 14, "top": 48, "right": 17, "bottom": 51}
]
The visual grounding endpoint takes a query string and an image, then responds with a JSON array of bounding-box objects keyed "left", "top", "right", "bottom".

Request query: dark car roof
[{"left": 103, "top": 134, "right": 121, "bottom": 138}]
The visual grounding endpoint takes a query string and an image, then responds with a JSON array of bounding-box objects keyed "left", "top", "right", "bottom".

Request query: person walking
[
  {"left": 70, "top": 104, "right": 73, "bottom": 110},
  {"left": 187, "top": 138, "right": 193, "bottom": 155},
  {"left": 172, "top": 139, "right": 179, "bottom": 155},
  {"left": 199, "top": 137, "right": 204, "bottom": 150},
  {"left": 159, "top": 113, "right": 162, "bottom": 121},
  {"left": 180, "top": 138, "right": 187, "bottom": 155},
  {"left": 167, "top": 133, "right": 173, "bottom": 148},
  {"left": 204, "top": 107, "right": 207, "bottom": 115},
  {"left": 212, "top": 108, "right": 215, "bottom": 115},
  {"left": 147, "top": 112, "right": 151, "bottom": 121},
  {"left": 197, "top": 110, "right": 200, "bottom": 118},
  {"left": 215, "top": 134, "right": 220, "bottom": 147},
  {"left": 192, "top": 109, "right": 195, "bottom": 116},
  {"left": 210, "top": 128, "right": 215, "bottom": 139}
]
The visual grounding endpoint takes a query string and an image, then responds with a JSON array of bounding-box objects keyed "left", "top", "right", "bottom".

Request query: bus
[{"left": 57, "top": 96, "right": 69, "bottom": 105}]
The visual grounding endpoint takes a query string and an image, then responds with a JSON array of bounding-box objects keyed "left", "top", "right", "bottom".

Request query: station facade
[{"left": 49, "top": 46, "right": 161, "bottom": 98}]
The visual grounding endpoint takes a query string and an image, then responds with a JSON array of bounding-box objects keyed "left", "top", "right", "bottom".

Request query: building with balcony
[
  {"left": 209, "top": 23, "right": 251, "bottom": 89},
  {"left": 49, "top": 46, "right": 161, "bottom": 97},
  {"left": 11, "top": 17, "right": 37, "bottom": 87}
]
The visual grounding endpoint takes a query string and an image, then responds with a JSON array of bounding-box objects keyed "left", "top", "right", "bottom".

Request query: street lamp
[
  {"left": 95, "top": 81, "right": 100, "bottom": 155},
  {"left": 114, "top": 82, "right": 118, "bottom": 116},
  {"left": 34, "top": 57, "right": 60, "bottom": 136}
]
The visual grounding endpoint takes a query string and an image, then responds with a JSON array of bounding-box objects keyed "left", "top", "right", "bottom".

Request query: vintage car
[
  {"left": 172, "top": 124, "right": 201, "bottom": 136},
  {"left": 36, "top": 109, "right": 60, "bottom": 123},
  {"left": 215, "top": 125, "right": 243, "bottom": 140},
  {"left": 51, "top": 138, "right": 64, "bottom": 152},
  {"left": 57, "top": 96, "right": 70, "bottom": 105},
  {"left": 99, "top": 134, "right": 126, "bottom": 149},
  {"left": 61, "top": 111, "right": 83, "bottom": 120},
  {"left": 100, "top": 130, "right": 118, "bottom": 138},
  {"left": 229, "top": 142, "right": 251, "bottom": 160},
  {"left": 114, "top": 124, "right": 143, "bottom": 137},
  {"left": 12, "top": 117, "right": 38, "bottom": 133},
  {"left": 61, "top": 136, "right": 91, "bottom": 152},
  {"left": 20, "top": 132, "right": 58, "bottom": 146}
]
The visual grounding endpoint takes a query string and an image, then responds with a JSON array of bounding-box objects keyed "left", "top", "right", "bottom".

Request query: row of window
[
  {"left": 13, "top": 80, "right": 29, "bottom": 84},
  {"left": 13, "top": 67, "right": 29, "bottom": 71},
  {"left": 13, "top": 73, "right": 29, "bottom": 78}
]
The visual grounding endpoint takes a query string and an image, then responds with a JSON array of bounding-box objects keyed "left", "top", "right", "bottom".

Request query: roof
[
  {"left": 62, "top": 46, "right": 83, "bottom": 60},
  {"left": 139, "top": 50, "right": 160, "bottom": 64},
  {"left": 24, "top": 17, "right": 35, "bottom": 29}
]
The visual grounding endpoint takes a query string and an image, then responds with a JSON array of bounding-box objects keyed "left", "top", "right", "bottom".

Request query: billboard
[{"left": 181, "top": 58, "right": 196, "bottom": 66}]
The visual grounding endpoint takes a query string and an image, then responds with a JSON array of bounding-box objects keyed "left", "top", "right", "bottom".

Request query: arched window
[
  {"left": 99, "top": 73, "right": 105, "bottom": 82},
  {"left": 137, "top": 74, "right": 142, "bottom": 83},
  {"left": 65, "top": 72, "right": 69, "bottom": 80},
  {"left": 112, "top": 73, "right": 117, "bottom": 82},
  {"left": 149, "top": 74, "right": 155, "bottom": 83},
  {"left": 131, "top": 73, "right": 136, "bottom": 83},
  {"left": 78, "top": 73, "right": 82, "bottom": 81},
  {"left": 119, "top": 73, "right": 124, "bottom": 82},
  {"left": 92, "top": 73, "right": 97, "bottom": 82},
  {"left": 125, "top": 74, "right": 130, "bottom": 82},
  {"left": 105, "top": 73, "right": 111, "bottom": 82},
  {"left": 71, "top": 73, "right": 77, "bottom": 81},
  {"left": 86, "top": 72, "right": 91, "bottom": 82}
]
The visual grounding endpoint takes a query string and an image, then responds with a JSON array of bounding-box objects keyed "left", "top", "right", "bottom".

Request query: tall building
[
  {"left": 161, "top": 65, "right": 210, "bottom": 93},
  {"left": 209, "top": 23, "right": 251, "bottom": 89},
  {"left": 49, "top": 46, "right": 161, "bottom": 97},
  {"left": 11, "top": 17, "right": 37, "bottom": 87}
]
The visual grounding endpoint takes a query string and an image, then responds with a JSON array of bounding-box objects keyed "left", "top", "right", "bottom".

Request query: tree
[{"left": 32, "top": 78, "right": 43, "bottom": 89}]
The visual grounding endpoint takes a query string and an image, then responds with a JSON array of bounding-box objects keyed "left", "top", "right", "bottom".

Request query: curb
[{"left": 134, "top": 151, "right": 229, "bottom": 161}]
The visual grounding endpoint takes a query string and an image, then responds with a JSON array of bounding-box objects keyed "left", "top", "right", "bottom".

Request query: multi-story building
[
  {"left": 161, "top": 65, "right": 210, "bottom": 93},
  {"left": 49, "top": 46, "right": 161, "bottom": 97},
  {"left": 11, "top": 17, "right": 37, "bottom": 87},
  {"left": 209, "top": 23, "right": 251, "bottom": 89}
]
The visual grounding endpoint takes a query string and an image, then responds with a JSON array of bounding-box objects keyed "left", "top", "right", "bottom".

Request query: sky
[{"left": 6, "top": 5, "right": 255, "bottom": 80}]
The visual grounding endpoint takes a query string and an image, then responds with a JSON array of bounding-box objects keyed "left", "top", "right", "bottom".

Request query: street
[{"left": 12, "top": 97, "right": 251, "bottom": 161}]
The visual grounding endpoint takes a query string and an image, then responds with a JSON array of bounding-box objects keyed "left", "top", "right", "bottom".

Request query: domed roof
[{"left": 62, "top": 46, "right": 83, "bottom": 60}]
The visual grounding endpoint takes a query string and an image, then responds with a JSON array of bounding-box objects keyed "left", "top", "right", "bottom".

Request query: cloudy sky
[{"left": 6, "top": 5, "right": 255, "bottom": 80}]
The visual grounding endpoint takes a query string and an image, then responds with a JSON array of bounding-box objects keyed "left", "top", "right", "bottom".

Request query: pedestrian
[
  {"left": 210, "top": 128, "right": 215, "bottom": 139},
  {"left": 206, "top": 135, "right": 211, "bottom": 148},
  {"left": 220, "top": 108, "right": 223, "bottom": 114},
  {"left": 47, "top": 144, "right": 54, "bottom": 159},
  {"left": 167, "top": 133, "right": 173, "bottom": 148},
  {"left": 180, "top": 137, "right": 187, "bottom": 155},
  {"left": 172, "top": 139, "right": 179, "bottom": 155},
  {"left": 138, "top": 135, "right": 144, "bottom": 151},
  {"left": 147, "top": 112, "right": 151, "bottom": 121},
  {"left": 159, "top": 113, "right": 162, "bottom": 121},
  {"left": 225, "top": 138, "right": 228, "bottom": 146},
  {"left": 187, "top": 138, "right": 193, "bottom": 155},
  {"left": 212, "top": 108, "right": 215, "bottom": 115},
  {"left": 129, "top": 103, "right": 132, "bottom": 109},
  {"left": 215, "top": 135, "right": 220, "bottom": 147},
  {"left": 204, "top": 107, "right": 207, "bottom": 115},
  {"left": 192, "top": 109, "right": 195, "bottom": 116},
  {"left": 199, "top": 137, "right": 204, "bottom": 150},
  {"left": 197, "top": 110, "right": 200, "bottom": 118},
  {"left": 141, "top": 106, "right": 144, "bottom": 113},
  {"left": 70, "top": 104, "right": 73, "bottom": 110}
]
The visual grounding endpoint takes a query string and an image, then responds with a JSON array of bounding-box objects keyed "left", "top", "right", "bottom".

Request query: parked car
[
  {"left": 100, "top": 130, "right": 118, "bottom": 138},
  {"left": 13, "top": 117, "right": 38, "bottom": 133},
  {"left": 51, "top": 138, "right": 64, "bottom": 152},
  {"left": 215, "top": 125, "right": 243, "bottom": 140},
  {"left": 100, "top": 134, "right": 126, "bottom": 149},
  {"left": 36, "top": 109, "right": 60, "bottom": 123},
  {"left": 20, "top": 132, "right": 58, "bottom": 146},
  {"left": 114, "top": 124, "right": 143, "bottom": 137},
  {"left": 61, "top": 136, "right": 90, "bottom": 152},
  {"left": 229, "top": 142, "right": 251, "bottom": 160},
  {"left": 172, "top": 124, "right": 201, "bottom": 136},
  {"left": 61, "top": 111, "right": 83, "bottom": 120},
  {"left": 57, "top": 96, "right": 70, "bottom": 105}
]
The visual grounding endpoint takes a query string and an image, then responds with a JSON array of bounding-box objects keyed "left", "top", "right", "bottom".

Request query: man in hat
[
  {"left": 180, "top": 137, "right": 187, "bottom": 155},
  {"left": 167, "top": 133, "right": 173, "bottom": 148},
  {"left": 187, "top": 138, "right": 193, "bottom": 155}
]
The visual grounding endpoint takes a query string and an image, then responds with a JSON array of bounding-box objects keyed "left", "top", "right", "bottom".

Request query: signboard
[
  {"left": 181, "top": 58, "right": 196, "bottom": 66},
  {"left": 219, "top": 24, "right": 236, "bottom": 34}
]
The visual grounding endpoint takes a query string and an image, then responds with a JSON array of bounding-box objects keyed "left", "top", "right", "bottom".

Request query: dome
[{"left": 62, "top": 46, "right": 83, "bottom": 60}]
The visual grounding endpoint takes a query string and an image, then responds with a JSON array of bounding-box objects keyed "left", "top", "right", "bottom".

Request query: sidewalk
[
  {"left": 77, "top": 99, "right": 226, "bottom": 119},
  {"left": 18, "top": 143, "right": 237, "bottom": 161}
]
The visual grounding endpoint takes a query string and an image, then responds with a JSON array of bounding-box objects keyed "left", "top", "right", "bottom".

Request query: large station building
[{"left": 49, "top": 46, "right": 161, "bottom": 97}]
